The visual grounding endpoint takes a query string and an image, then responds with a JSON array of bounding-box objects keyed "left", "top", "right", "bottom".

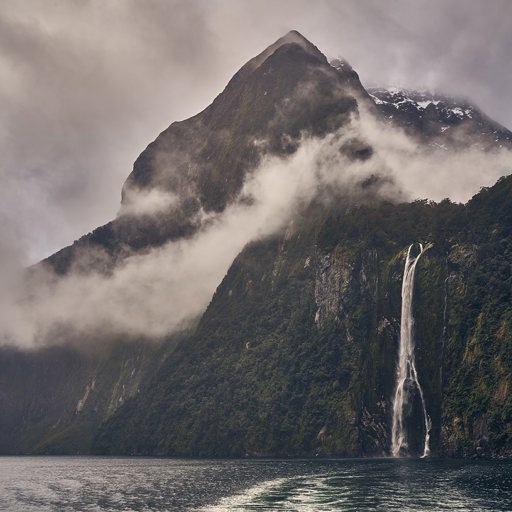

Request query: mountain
[
  {"left": 93, "top": 176, "right": 512, "bottom": 458},
  {"left": 43, "top": 30, "right": 370, "bottom": 276},
  {"left": 367, "top": 87, "right": 512, "bottom": 150},
  {"left": 1, "top": 31, "right": 511, "bottom": 458}
]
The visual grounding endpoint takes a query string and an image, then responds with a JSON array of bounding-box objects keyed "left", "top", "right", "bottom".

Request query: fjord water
[{"left": 1, "top": 457, "right": 511, "bottom": 511}]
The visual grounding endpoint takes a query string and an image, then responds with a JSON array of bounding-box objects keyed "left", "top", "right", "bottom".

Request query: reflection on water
[{"left": 0, "top": 457, "right": 510, "bottom": 511}]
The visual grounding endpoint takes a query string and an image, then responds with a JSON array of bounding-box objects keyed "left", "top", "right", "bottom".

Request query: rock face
[
  {"left": 0, "top": 340, "right": 173, "bottom": 454},
  {"left": 94, "top": 178, "right": 512, "bottom": 458},
  {"left": 43, "top": 30, "right": 370, "bottom": 276},
  {"left": 1, "top": 31, "right": 512, "bottom": 457},
  {"left": 368, "top": 87, "right": 512, "bottom": 150}
]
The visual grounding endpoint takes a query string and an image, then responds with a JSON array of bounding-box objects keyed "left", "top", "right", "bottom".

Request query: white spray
[{"left": 391, "top": 243, "right": 432, "bottom": 458}]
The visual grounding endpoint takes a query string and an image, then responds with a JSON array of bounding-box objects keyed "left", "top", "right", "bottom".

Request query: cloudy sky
[{"left": 1, "top": 0, "right": 511, "bottom": 264}]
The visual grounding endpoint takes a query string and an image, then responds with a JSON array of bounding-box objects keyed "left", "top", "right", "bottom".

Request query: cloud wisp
[
  {"left": 0, "top": 127, "right": 365, "bottom": 348},
  {"left": 1, "top": 106, "right": 511, "bottom": 349}
]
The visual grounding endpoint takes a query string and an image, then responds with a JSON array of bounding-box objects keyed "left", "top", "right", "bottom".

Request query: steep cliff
[
  {"left": 94, "top": 177, "right": 512, "bottom": 458},
  {"left": 0, "top": 338, "right": 177, "bottom": 454},
  {"left": 42, "top": 30, "right": 370, "bottom": 276}
]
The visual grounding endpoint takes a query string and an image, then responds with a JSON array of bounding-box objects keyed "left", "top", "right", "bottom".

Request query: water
[
  {"left": 0, "top": 457, "right": 511, "bottom": 511},
  {"left": 392, "top": 243, "right": 431, "bottom": 458}
]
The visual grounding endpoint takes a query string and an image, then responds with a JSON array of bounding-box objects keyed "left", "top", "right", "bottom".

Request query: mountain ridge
[
  {"left": 41, "top": 32, "right": 512, "bottom": 276},
  {"left": 368, "top": 87, "right": 512, "bottom": 148},
  {"left": 43, "top": 30, "right": 366, "bottom": 276},
  {"left": 1, "top": 31, "right": 511, "bottom": 458}
]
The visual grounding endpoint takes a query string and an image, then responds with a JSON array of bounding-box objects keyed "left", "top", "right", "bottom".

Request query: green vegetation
[
  {"left": 93, "top": 177, "right": 512, "bottom": 458},
  {"left": 3, "top": 177, "right": 511, "bottom": 457},
  {"left": 2, "top": 177, "right": 511, "bottom": 457}
]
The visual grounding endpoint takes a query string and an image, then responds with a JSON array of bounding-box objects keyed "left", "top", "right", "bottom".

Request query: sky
[{"left": 1, "top": 0, "right": 512, "bottom": 265}]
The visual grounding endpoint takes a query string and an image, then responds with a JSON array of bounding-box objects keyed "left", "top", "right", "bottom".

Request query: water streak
[
  {"left": 391, "top": 243, "right": 431, "bottom": 458},
  {"left": 439, "top": 271, "right": 449, "bottom": 391}
]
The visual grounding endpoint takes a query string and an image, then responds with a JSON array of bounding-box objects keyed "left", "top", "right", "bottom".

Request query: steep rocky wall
[
  {"left": 0, "top": 339, "right": 168, "bottom": 454},
  {"left": 94, "top": 180, "right": 512, "bottom": 458},
  {"left": 4, "top": 180, "right": 512, "bottom": 457}
]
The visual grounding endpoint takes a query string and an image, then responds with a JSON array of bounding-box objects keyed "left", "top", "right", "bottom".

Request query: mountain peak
[
  {"left": 120, "top": 29, "right": 365, "bottom": 214},
  {"left": 276, "top": 30, "right": 317, "bottom": 50},
  {"left": 242, "top": 30, "right": 327, "bottom": 73}
]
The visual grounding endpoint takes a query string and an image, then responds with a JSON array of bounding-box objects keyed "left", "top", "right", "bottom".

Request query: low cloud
[
  {"left": 356, "top": 110, "right": 512, "bottom": 203},
  {"left": 1, "top": 109, "right": 511, "bottom": 349},
  {"left": 0, "top": 118, "right": 388, "bottom": 348},
  {"left": 118, "top": 187, "right": 179, "bottom": 217}
]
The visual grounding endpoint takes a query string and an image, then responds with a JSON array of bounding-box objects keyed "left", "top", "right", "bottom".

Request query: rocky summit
[{"left": 1, "top": 32, "right": 511, "bottom": 458}]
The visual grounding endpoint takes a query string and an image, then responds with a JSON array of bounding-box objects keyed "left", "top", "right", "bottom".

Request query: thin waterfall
[
  {"left": 439, "top": 272, "right": 449, "bottom": 392},
  {"left": 391, "top": 243, "right": 432, "bottom": 458}
]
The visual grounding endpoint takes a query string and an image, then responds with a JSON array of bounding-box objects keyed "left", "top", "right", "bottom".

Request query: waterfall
[
  {"left": 440, "top": 272, "right": 449, "bottom": 391},
  {"left": 391, "top": 243, "right": 431, "bottom": 458}
]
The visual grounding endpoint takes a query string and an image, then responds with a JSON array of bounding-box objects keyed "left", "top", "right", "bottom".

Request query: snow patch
[
  {"left": 369, "top": 94, "right": 387, "bottom": 105},
  {"left": 416, "top": 100, "right": 440, "bottom": 108},
  {"left": 450, "top": 107, "right": 465, "bottom": 118},
  {"left": 386, "top": 87, "right": 402, "bottom": 96}
]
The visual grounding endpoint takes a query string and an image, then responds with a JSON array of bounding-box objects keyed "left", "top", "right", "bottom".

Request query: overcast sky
[{"left": 1, "top": 0, "right": 511, "bottom": 264}]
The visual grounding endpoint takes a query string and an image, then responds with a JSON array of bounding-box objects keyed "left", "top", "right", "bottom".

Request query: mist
[
  {"left": 0, "top": 126, "right": 366, "bottom": 348},
  {"left": 356, "top": 109, "right": 512, "bottom": 203},
  {"left": 1, "top": 105, "right": 511, "bottom": 348}
]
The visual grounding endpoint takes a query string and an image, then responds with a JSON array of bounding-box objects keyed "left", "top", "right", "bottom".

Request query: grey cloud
[
  {"left": 4, "top": 106, "right": 511, "bottom": 348},
  {"left": 0, "top": 0, "right": 226, "bottom": 262},
  {"left": 0, "top": 0, "right": 511, "bottom": 280}
]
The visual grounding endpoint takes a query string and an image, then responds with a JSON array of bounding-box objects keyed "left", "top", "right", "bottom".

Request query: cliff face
[
  {"left": 42, "top": 30, "right": 369, "bottom": 276},
  {"left": 0, "top": 339, "right": 174, "bottom": 454},
  {"left": 8, "top": 179, "right": 509, "bottom": 457},
  {"left": 94, "top": 178, "right": 512, "bottom": 458}
]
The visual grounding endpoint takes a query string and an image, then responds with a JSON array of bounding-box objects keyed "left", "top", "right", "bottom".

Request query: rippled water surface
[{"left": 0, "top": 457, "right": 510, "bottom": 511}]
